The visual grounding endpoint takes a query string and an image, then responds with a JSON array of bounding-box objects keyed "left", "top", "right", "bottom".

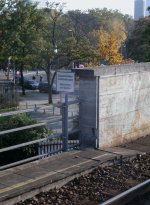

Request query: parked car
[
  {"left": 15, "top": 76, "right": 29, "bottom": 85},
  {"left": 24, "top": 80, "right": 39, "bottom": 90},
  {"left": 38, "top": 82, "right": 59, "bottom": 94}
]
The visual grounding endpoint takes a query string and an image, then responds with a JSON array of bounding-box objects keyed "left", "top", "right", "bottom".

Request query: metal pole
[
  {"left": 12, "top": 60, "right": 16, "bottom": 85},
  {"left": 62, "top": 93, "right": 68, "bottom": 151}
]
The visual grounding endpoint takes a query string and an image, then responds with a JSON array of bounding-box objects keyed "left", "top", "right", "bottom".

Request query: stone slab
[
  {"left": 14, "top": 166, "right": 51, "bottom": 179},
  {"left": 0, "top": 174, "right": 30, "bottom": 187}
]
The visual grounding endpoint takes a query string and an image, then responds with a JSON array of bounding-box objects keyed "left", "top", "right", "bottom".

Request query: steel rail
[
  {"left": 0, "top": 129, "right": 80, "bottom": 153},
  {"left": 1, "top": 128, "right": 79, "bottom": 152},
  {"left": 0, "top": 138, "right": 48, "bottom": 153},
  {"left": 0, "top": 108, "right": 35, "bottom": 117},
  {"left": 100, "top": 179, "right": 150, "bottom": 205},
  {"left": 44, "top": 115, "right": 78, "bottom": 124},
  {"left": 0, "top": 148, "right": 63, "bottom": 171},
  {"left": 0, "top": 122, "right": 46, "bottom": 135}
]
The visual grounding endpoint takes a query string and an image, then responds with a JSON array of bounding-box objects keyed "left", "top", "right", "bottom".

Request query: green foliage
[
  {"left": 0, "top": 113, "right": 50, "bottom": 165},
  {"left": 0, "top": 1, "right": 134, "bottom": 100},
  {"left": 127, "top": 17, "right": 150, "bottom": 62},
  {"left": 147, "top": 6, "right": 150, "bottom": 14},
  {"left": 0, "top": 3, "right": 132, "bottom": 69}
]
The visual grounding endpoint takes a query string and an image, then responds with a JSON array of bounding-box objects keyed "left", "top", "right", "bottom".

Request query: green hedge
[{"left": 0, "top": 113, "right": 50, "bottom": 166}]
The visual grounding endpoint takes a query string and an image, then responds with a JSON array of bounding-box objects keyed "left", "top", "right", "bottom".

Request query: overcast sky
[{"left": 34, "top": 0, "right": 135, "bottom": 17}]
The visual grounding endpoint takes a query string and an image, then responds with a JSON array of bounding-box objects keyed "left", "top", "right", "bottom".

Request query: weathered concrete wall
[
  {"left": 99, "top": 71, "right": 150, "bottom": 148},
  {"left": 77, "top": 62, "right": 150, "bottom": 148}
]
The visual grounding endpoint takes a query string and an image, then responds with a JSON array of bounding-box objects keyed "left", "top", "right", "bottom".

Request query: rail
[
  {"left": 0, "top": 100, "right": 79, "bottom": 170},
  {"left": 100, "top": 179, "right": 150, "bottom": 205}
]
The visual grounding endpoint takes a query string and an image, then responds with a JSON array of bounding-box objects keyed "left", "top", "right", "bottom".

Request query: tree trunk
[{"left": 20, "top": 65, "right": 25, "bottom": 95}]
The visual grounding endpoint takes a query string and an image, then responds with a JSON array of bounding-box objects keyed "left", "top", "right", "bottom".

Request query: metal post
[
  {"left": 34, "top": 104, "right": 37, "bottom": 112},
  {"left": 53, "top": 104, "right": 55, "bottom": 116},
  {"left": 12, "top": 61, "right": 16, "bottom": 85},
  {"left": 62, "top": 93, "right": 68, "bottom": 151}
]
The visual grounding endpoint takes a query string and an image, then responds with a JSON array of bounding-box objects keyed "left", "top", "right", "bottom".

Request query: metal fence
[
  {"left": 0, "top": 100, "right": 79, "bottom": 170},
  {"left": 0, "top": 81, "right": 18, "bottom": 109},
  {"left": 38, "top": 139, "right": 79, "bottom": 156}
]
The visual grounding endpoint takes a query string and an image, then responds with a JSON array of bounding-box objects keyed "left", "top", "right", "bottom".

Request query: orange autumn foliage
[{"left": 97, "top": 29, "right": 123, "bottom": 65}]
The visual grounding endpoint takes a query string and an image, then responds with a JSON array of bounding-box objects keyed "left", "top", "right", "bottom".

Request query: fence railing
[
  {"left": 38, "top": 139, "right": 79, "bottom": 156},
  {"left": 0, "top": 81, "right": 18, "bottom": 109},
  {"left": 0, "top": 100, "right": 79, "bottom": 170}
]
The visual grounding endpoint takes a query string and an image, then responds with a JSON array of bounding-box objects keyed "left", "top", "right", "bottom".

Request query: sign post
[{"left": 57, "top": 72, "right": 75, "bottom": 151}]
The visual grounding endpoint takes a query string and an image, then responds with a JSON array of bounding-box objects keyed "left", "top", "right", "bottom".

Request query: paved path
[{"left": 0, "top": 135, "right": 149, "bottom": 205}]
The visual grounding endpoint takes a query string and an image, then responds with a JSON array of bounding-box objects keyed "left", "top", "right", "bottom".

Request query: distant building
[
  {"left": 145, "top": 0, "right": 150, "bottom": 16},
  {"left": 134, "top": 0, "right": 145, "bottom": 20}
]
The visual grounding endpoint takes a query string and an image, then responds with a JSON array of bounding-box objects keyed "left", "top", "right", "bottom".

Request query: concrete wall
[{"left": 77, "top": 62, "right": 150, "bottom": 148}]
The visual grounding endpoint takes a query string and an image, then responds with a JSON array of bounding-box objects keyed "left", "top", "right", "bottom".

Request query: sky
[{"left": 33, "top": 0, "right": 135, "bottom": 17}]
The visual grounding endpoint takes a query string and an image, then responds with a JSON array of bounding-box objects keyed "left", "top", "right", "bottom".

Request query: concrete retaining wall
[{"left": 77, "top": 62, "right": 150, "bottom": 148}]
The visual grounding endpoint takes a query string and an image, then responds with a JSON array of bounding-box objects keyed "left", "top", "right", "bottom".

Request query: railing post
[
  {"left": 53, "top": 104, "right": 55, "bottom": 116},
  {"left": 62, "top": 93, "right": 68, "bottom": 152},
  {"left": 34, "top": 104, "right": 37, "bottom": 112},
  {"left": 26, "top": 102, "right": 28, "bottom": 109}
]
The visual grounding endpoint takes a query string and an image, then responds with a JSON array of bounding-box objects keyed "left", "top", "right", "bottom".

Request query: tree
[
  {"left": 35, "top": 2, "right": 65, "bottom": 104},
  {"left": 0, "top": 0, "right": 43, "bottom": 94},
  {"left": 38, "top": 5, "right": 96, "bottom": 104},
  {"left": 147, "top": 6, "right": 150, "bottom": 15},
  {"left": 0, "top": 3, "right": 134, "bottom": 102},
  {"left": 0, "top": 0, "right": 16, "bottom": 69},
  {"left": 127, "top": 17, "right": 150, "bottom": 62},
  {"left": 95, "top": 29, "right": 123, "bottom": 65},
  {"left": 67, "top": 8, "right": 130, "bottom": 66}
]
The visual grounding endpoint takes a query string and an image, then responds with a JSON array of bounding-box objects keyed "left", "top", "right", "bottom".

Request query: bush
[{"left": 0, "top": 113, "right": 50, "bottom": 166}]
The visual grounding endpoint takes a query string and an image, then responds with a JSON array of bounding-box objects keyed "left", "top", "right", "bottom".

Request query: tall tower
[
  {"left": 134, "top": 0, "right": 145, "bottom": 20},
  {"left": 145, "top": 0, "right": 150, "bottom": 16}
]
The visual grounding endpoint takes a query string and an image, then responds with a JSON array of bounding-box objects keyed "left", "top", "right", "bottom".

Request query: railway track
[
  {"left": 16, "top": 153, "right": 150, "bottom": 205},
  {"left": 100, "top": 179, "right": 150, "bottom": 205}
]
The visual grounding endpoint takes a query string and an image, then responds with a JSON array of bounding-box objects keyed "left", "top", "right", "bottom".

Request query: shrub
[{"left": 0, "top": 113, "right": 50, "bottom": 166}]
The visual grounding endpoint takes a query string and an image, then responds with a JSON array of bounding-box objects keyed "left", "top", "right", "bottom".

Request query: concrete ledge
[{"left": 74, "top": 62, "right": 150, "bottom": 77}]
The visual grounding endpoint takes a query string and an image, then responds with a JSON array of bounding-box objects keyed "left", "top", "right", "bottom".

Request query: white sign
[{"left": 57, "top": 72, "right": 75, "bottom": 92}]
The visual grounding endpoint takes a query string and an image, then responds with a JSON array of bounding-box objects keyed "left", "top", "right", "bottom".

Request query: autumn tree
[{"left": 95, "top": 29, "right": 123, "bottom": 65}]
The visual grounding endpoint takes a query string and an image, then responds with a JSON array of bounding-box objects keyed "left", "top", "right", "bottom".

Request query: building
[
  {"left": 134, "top": 0, "right": 145, "bottom": 20},
  {"left": 145, "top": 0, "right": 150, "bottom": 16}
]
